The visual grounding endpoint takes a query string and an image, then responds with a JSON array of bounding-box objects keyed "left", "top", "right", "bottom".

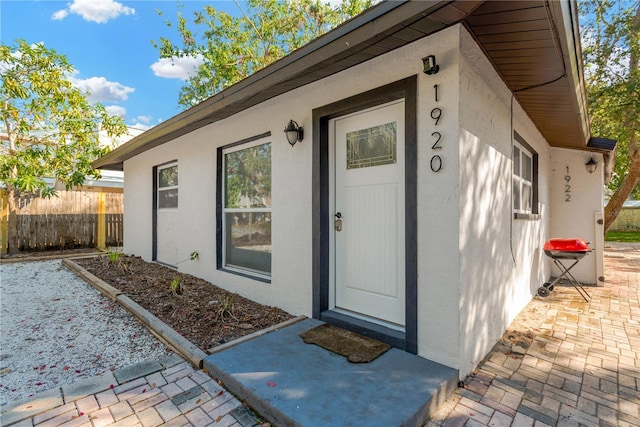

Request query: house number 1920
[{"left": 430, "top": 84, "right": 443, "bottom": 172}]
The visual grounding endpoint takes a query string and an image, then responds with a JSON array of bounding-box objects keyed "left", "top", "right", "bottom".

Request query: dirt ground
[{"left": 71, "top": 254, "right": 294, "bottom": 352}]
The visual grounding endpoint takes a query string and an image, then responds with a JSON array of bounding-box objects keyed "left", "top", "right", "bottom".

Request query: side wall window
[
  {"left": 158, "top": 163, "right": 178, "bottom": 209},
  {"left": 513, "top": 132, "right": 538, "bottom": 216},
  {"left": 221, "top": 139, "right": 272, "bottom": 278}
]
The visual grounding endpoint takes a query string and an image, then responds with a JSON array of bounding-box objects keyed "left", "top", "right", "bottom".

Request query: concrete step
[{"left": 204, "top": 318, "right": 458, "bottom": 427}]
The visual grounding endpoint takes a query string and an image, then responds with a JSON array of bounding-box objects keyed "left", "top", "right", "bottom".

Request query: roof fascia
[
  {"left": 547, "top": 0, "right": 590, "bottom": 147},
  {"left": 93, "top": 0, "right": 453, "bottom": 171}
]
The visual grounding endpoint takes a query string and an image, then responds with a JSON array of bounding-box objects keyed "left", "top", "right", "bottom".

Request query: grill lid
[{"left": 544, "top": 238, "right": 590, "bottom": 252}]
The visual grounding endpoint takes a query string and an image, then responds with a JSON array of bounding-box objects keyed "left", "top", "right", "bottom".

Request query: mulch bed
[{"left": 73, "top": 254, "right": 294, "bottom": 352}]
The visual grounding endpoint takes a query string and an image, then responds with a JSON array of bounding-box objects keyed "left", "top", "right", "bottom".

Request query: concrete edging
[
  {"left": 62, "top": 258, "right": 122, "bottom": 301},
  {"left": 116, "top": 294, "right": 208, "bottom": 368},
  {"left": 62, "top": 258, "right": 207, "bottom": 369},
  {"left": 62, "top": 257, "right": 305, "bottom": 371}
]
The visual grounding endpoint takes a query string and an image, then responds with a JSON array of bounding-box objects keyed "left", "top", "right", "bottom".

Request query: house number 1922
[
  {"left": 430, "top": 84, "right": 443, "bottom": 172},
  {"left": 564, "top": 166, "right": 571, "bottom": 202}
]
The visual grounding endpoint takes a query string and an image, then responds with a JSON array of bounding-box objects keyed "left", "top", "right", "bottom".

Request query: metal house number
[
  {"left": 430, "top": 84, "right": 443, "bottom": 172},
  {"left": 564, "top": 166, "right": 571, "bottom": 202}
]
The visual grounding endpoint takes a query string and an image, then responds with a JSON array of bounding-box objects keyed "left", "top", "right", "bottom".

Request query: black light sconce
[
  {"left": 422, "top": 55, "right": 440, "bottom": 75},
  {"left": 585, "top": 156, "right": 598, "bottom": 173},
  {"left": 284, "top": 120, "right": 304, "bottom": 147}
]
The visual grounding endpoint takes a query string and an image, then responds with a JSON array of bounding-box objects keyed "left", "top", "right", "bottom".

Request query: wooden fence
[
  {"left": 609, "top": 207, "right": 640, "bottom": 232},
  {"left": 0, "top": 190, "right": 123, "bottom": 254}
]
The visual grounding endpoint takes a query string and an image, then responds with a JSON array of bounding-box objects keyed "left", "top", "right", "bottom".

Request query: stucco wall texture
[{"left": 122, "top": 24, "right": 603, "bottom": 379}]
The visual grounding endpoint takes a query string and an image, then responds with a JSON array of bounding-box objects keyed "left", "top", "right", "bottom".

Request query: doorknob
[{"left": 335, "top": 212, "right": 343, "bottom": 231}]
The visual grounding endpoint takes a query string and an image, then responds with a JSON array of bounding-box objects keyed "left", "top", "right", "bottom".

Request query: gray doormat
[{"left": 299, "top": 323, "right": 391, "bottom": 363}]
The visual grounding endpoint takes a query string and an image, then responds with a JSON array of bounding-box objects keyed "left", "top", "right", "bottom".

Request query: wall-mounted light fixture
[
  {"left": 284, "top": 120, "right": 304, "bottom": 147},
  {"left": 585, "top": 156, "right": 598, "bottom": 173},
  {"left": 422, "top": 55, "right": 439, "bottom": 75}
]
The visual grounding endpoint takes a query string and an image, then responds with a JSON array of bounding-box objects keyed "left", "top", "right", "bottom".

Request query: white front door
[{"left": 331, "top": 100, "right": 405, "bottom": 327}]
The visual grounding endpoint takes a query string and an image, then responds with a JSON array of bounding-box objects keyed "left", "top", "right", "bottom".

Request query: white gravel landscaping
[{"left": 0, "top": 260, "right": 171, "bottom": 406}]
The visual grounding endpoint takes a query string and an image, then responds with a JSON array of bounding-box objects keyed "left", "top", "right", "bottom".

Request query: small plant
[
  {"left": 216, "top": 293, "right": 238, "bottom": 322},
  {"left": 107, "top": 250, "right": 121, "bottom": 264},
  {"left": 170, "top": 276, "right": 182, "bottom": 295},
  {"left": 176, "top": 251, "right": 200, "bottom": 265}
]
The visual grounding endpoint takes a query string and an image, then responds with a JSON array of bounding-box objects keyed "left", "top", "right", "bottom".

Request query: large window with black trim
[
  {"left": 220, "top": 138, "right": 272, "bottom": 277},
  {"left": 512, "top": 132, "right": 538, "bottom": 217}
]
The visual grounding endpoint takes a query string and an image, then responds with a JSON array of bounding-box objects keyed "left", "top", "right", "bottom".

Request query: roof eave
[
  {"left": 93, "top": 0, "right": 599, "bottom": 171},
  {"left": 93, "top": 0, "right": 453, "bottom": 171},
  {"left": 548, "top": 0, "right": 591, "bottom": 149}
]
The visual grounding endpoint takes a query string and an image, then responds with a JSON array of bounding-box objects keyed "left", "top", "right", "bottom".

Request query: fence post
[
  {"left": 0, "top": 190, "right": 7, "bottom": 255},
  {"left": 97, "top": 192, "right": 106, "bottom": 250}
]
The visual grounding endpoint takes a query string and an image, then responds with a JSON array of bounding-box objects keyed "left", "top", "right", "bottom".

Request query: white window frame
[
  {"left": 513, "top": 140, "right": 534, "bottom": 215},
  {"left": 157, "top": 162, "right": 178, "bottom": 210},
  {"left": 221, "top": 138, "right": 272, "bottom": 279}
]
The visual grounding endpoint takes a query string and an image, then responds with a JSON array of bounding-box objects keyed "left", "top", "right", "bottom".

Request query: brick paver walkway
[
  {"left": 427, "top": 242, "right": 640, "bottom": 427},
  {"left": 2, "top": 354, "right": 261, "bottom": 427}
]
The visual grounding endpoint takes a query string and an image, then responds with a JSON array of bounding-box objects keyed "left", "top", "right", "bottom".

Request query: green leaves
[
  {"left": 581, "top": 1, "right": 640, "bottom": 198},
  {"left": 1, "top": 39, "right": 127, "bottom": 196},
  {"left": 580, "top": 1, "right": 639, "bottom": 230},
  {"left": 153, "top": 0, "right": 373, "bottom": 108}
]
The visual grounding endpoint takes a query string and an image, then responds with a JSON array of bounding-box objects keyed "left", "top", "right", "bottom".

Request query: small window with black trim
[
  {"left": 513, "top": 132, "right": 538, "bottom": 217},
  {"left": 158, "top": 163, "right": 178, "bottom": 209}
]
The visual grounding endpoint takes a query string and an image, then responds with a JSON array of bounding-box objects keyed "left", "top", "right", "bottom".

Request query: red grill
[{"left": 538, "top": 238, "right": 591, "bottom": 301}]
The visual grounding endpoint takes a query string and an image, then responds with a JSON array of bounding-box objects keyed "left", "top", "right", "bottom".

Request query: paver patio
[{"left": 426, "top": 242, "right": 640, "bottom": 427}]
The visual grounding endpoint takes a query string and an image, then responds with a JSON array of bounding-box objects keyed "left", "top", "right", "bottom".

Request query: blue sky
[{"left": 1, "top": 0, "right": 241, "bottom": 130}]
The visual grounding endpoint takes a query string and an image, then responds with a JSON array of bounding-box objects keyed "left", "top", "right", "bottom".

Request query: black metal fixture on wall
[
  {"left": 284, "top": 120, "right": 304, "bottom": 147},
  {"left": 422, "top": 55, "right": 439, "bottom": 75}
]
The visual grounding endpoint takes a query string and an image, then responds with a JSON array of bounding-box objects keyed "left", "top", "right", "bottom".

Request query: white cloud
[
  {"left": 134, "top": 115, "right": 152, "bottom": 125},
  {"left": 128, "top": 122, "right": 153, "bottom": 131},
  {"left": 151, "top": 55, "right": 204, "bottom": 80},
  {"left": 105, "top": 105, "right": 126, "bottom": 118},
  {"left": 52, "top": 0, "right": 134, "bottom": 24},
  {"left": 70, "top": 76, "right": 134, "bottom": 103},
  {"left": 51, "top": 10, "right": 68, "bottom": 21}
]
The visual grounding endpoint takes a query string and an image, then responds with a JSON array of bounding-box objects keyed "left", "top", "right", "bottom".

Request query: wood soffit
[{"left": 94, "top": 0, "right": 590, "bottom": 171}]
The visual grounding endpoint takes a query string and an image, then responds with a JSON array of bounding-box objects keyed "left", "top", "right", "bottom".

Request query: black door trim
[
  {"left": 152, "top": 159, "right": 178, "bottom": 265},
  {"left": 311, "top": 75, "right": 418, "bottom": 354}
]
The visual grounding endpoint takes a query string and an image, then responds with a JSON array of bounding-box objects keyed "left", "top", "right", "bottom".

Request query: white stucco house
[{"left": 93, "top": 0, "right": 616, "bottom": 379}]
